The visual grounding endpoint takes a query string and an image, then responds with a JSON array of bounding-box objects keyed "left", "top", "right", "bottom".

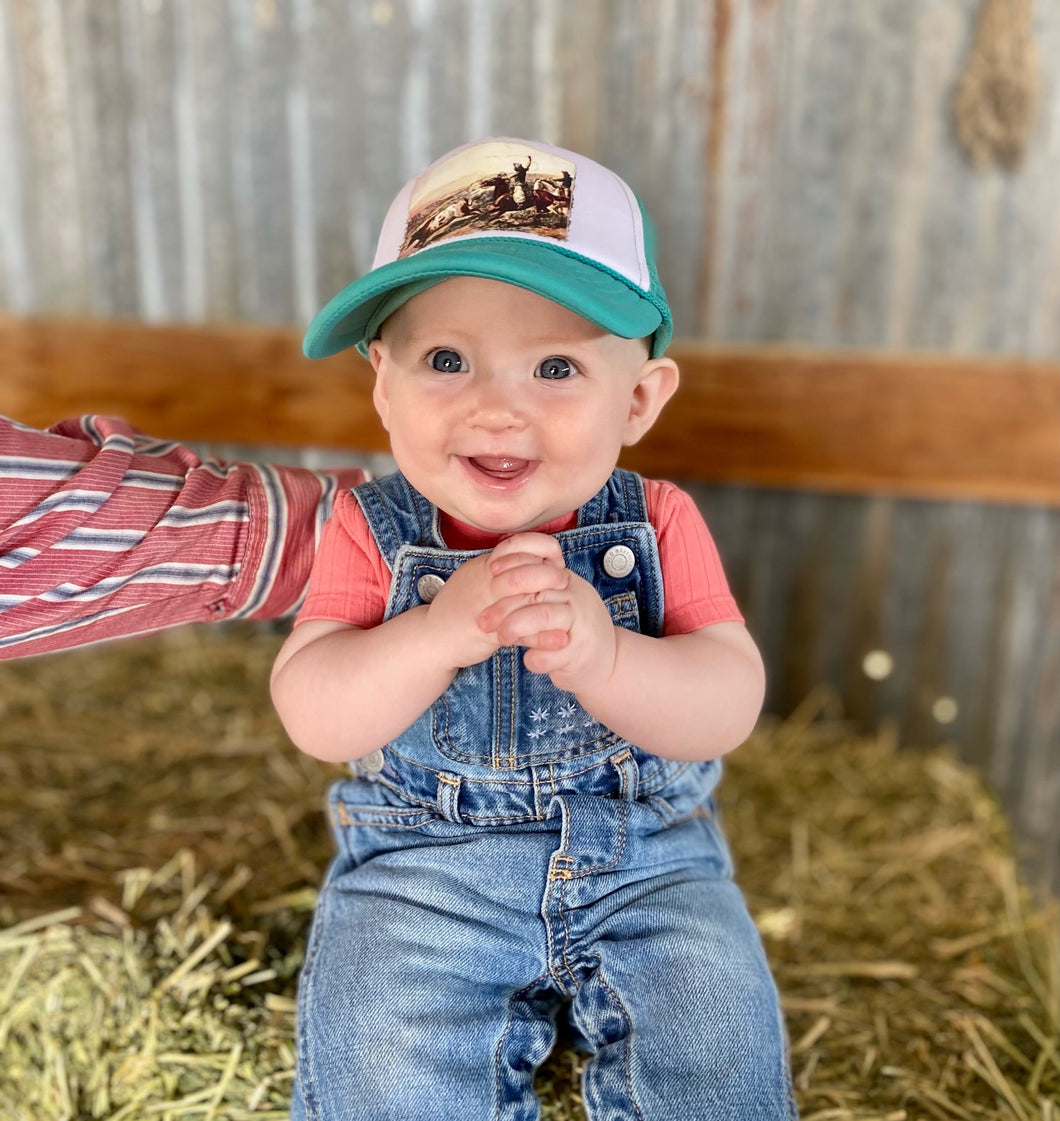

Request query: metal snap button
[
  {"left": 602, "top": 544, "right": 636, "bottom": 578},
  {"left": 360, "top": 749, "right": 385, "bottom": 774},
  {"left": 417, "top": 573, "right": 446, "bottom": 602}
]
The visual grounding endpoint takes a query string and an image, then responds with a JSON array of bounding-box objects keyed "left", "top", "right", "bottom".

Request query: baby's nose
[{"left": 466, "top": 376, "right": 528, "bottom": 429}]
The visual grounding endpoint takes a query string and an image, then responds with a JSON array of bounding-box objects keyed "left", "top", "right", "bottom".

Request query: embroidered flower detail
[
  {"left": 558, "top": 702, "right": 579, "bottom": 720},
  {"left": 529, "top": 708, "right": 550, "bottom": 723},
  {"left": 527, "top": 728, "right": 548, "bottom": 740}
]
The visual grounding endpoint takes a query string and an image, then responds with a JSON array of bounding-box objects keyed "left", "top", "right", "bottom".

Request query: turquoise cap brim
[{"left": 302, "top": 236, "right": 673, "bottom": 360}]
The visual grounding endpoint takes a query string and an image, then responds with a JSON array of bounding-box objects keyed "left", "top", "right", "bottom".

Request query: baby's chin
[
  {"left": 447, "top": 511, "right": 546, "bottom": 536},
  {"left": 438, "top": 499, "right": 566, "bottom": 539}
]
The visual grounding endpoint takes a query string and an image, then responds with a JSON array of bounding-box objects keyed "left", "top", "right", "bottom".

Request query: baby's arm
[
  {"left": 482, "top": 534, "right": 764, "bottom": 762},
  {"left": 270, "top": 549, "right": 568, "bottom": 763},
  {"left": 575, "top": 621, "right": 764, "bottom": 761}
]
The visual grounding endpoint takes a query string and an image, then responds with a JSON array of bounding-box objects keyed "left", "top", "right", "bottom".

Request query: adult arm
[{"left": 0, "top": 415, "right": 367, "bottom": 658}]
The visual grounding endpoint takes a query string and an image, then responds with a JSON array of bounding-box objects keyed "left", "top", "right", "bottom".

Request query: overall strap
[
  {"left": 577, "top": 468, "right": 649, "bottom": 527},
  {"left": 352, "top": 472, "right": 443, "bottom": 569},
  {"left": 355, "top": 467, "right": 650, "bottom": 565}
]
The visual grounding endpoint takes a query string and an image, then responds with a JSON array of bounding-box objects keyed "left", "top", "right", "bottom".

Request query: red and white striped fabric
[{"left": 0, "top": 415, "right": 367, "bottom": 659}]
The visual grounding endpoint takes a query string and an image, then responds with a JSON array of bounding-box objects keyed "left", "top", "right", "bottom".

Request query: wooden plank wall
[
  {"left": 4, "top": 315, "right": 1059, "bottom": 506},
  {"left": 2, "top": 1, "right": 1059, "bottom": 890}
]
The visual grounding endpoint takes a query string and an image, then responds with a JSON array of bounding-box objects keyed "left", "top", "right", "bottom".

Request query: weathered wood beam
[{"left": 1, "top": 315, "right": 1057, "bottom": 506}]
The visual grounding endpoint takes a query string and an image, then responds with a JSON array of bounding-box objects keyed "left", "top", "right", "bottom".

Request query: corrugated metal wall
[
  {"left": 2, "top": 0, "right": 1059, "bottom": 889},
  {"left": 5, "top": 0, "right": 1060, "bottom": 353}
]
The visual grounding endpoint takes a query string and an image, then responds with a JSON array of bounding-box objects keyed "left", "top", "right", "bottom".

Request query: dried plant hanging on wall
[{"left": 953, "top": 0, "right": 1041, "bottom": 168}]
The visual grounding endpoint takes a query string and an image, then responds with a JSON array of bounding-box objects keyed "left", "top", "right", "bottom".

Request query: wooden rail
[{"left": 1, "top": 314, "right": 1057, "bottom": 506}]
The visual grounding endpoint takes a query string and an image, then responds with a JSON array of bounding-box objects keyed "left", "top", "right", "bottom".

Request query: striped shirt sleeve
[{"left": 0, "top": 415, "right": 367, "bottom": 658}]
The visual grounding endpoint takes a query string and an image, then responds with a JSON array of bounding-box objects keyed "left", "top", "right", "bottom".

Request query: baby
[{"left": 271, "top": 138, "right": 796, "bottom": 1121}]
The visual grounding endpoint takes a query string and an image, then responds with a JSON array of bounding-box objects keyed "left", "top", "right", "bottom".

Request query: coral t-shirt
[{"left": 297, "top": 478, "right": 742, "bottom": 636}]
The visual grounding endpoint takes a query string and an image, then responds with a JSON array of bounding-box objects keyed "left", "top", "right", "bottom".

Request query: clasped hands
[{"left": 424, "top": 532, "right": 617, "bottom": 693}]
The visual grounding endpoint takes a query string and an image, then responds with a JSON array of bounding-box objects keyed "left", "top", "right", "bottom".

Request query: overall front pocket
[{"left": 430, "top": 645, "right": 621, "bottom": 769}]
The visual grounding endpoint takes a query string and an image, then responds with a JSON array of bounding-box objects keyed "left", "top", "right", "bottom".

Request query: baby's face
[{"left": 368, "top": 277, "right": 669, "bottom": 534}]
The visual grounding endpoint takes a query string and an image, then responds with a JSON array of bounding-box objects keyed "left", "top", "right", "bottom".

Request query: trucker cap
[{"left": 302, "top": 137, "right": 673, "bottom": 360}]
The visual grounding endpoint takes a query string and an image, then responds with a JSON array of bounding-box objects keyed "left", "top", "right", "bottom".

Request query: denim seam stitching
[
  {"left": 490, "top": 975, "right": 556, "bottom": 1121},
  {"left": 384, "top": 748, "right": 652, "bottom": 786},
  {"left": 588, "top": 969, "right": 646, "bottom": 1121},
  {"left": 555, "top": 877, "right": 579, "bottom": 993},
  {"left": 295, "top": 881, "right": 331, "bottom": 1121},
  {"left": 565, "top": 804, "right": 628, "bottom": 879},
  {"left": 428, "top": 726, "right": 624, "bottom": 768},
  {"left": 361, "top": 768, "right": 686, "bottom": 826},
  {"left": 543, "top": 876, "right": 567, "bottom": 994},
  {"left": 502, "top": 648, "right": 516, "bottom": 769}
]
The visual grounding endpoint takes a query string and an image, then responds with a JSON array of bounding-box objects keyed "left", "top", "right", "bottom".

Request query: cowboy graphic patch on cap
[
  {"left": 302, "top": 137, "right": 673, "bottom": 360},
  {"left": 399, "top": 142, "right": 575, "bottom": 256}
]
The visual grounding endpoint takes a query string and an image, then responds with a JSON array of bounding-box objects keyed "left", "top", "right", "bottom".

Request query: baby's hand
[
  {"left": 481, "top": 534, "right": 617, "bottom": 694},
  {"left": 424, "top": 553, "right": 505, "bottom": 670},
  {"left": 479, "top": 533, "right": 570, "bottom": 650}
]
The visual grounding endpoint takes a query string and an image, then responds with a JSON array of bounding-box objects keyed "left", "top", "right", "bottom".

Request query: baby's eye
[
  {"left": 536, "top": 356, "right": 575, "bottom": 380},
  {"left": 428, "top": 348, "right": 466, "bottom": 373}
]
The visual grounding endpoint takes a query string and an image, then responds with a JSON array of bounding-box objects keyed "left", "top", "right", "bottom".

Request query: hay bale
[
  {"left": 1, "top": 902, "right": 296, "bottom": 1120},
  {"left": 0, "top": 626, "right": 1056, "bottom": 1119}
]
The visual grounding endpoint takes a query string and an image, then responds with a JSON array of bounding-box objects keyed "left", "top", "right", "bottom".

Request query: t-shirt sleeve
[
  {"left": 296, "top": 489, "right": 391, "bottom": 628},
  {"left": 645, "top": 479, "right": 744, "bottom": 635}
]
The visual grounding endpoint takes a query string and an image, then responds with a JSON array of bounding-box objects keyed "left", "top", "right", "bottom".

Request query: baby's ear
[
  {"left": 623, "top": 357, "right": 679, "bottom": 446},
  {"left": 368, "top": 340, "right": 392, "bottom": 432}
]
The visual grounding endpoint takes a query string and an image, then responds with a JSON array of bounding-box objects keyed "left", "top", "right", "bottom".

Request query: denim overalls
[{"left": 292, "top": 470, "right": 797, "bottom": 1121}]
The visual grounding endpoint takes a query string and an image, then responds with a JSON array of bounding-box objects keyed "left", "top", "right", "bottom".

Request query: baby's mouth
[
  {"left": 468, "top": 456, "right": 528, "bottom": 478},
  {"left": 464, "top": 455, "right": 535, "bottom": 482}
]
